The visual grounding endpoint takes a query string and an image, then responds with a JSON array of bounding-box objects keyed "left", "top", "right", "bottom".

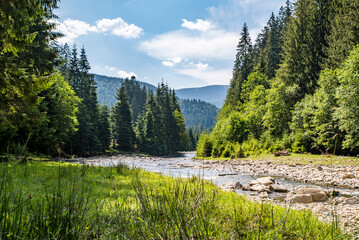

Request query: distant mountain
[
  {"left": 175, "top": 85, "right": 229, "bottom": 108},
  {"left": 94, "top": 74, "right": 156, "bottom": 106}
]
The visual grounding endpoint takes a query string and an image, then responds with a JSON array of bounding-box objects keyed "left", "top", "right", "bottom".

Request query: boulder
[
  {"left": 257, "top": 191, "right": 269, "bottom": 199},
  {"left": 234, "top": 181, "right": 243, "bottom": 189},
  {"left": 219, "top": 181, "right": 242, "bottom": 190},
  {"left": 269, "top": 184, "right": 288, "bottom": 193},
  {"left": 256, "top": 177, "right": 275, "bottom": 186},
  {"left": 242, "top": 184, "right": 250, "bottom": 191},
  {"left": 250, "top": 184, "right": 268, "bottom": 192},
  {"left": 342, "top": 197, "right": 359, "bottom": 205},
  {"left": 286, "top": 193, "right": 313, "bottom": 203},
  {"left": 285, "top": 185, "right": 328, "bottom": 203}
]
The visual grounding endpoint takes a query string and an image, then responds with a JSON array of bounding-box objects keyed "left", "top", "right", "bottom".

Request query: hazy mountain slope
[
  {"left": 94, "top": 74, "right": 156, "bottom": 106},
  {"left": 175, "top": 85, "right": 229, "bottom": 108},
  {"left": 179, "top": 99, "right": 218, "bottom": 129}
]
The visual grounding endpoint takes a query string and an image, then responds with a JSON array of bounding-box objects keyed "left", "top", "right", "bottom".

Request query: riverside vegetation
[
  {"left": 196, "top": 0, "right": 359, "bottom": 158},
  {"left": 0, "top": 160, "right": 350, "bottom": 239}
]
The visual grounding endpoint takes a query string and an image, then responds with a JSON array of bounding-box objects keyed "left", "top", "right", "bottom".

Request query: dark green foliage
[
  {"left": 179, "top": 99, "right": 218, "bottom": 129},
  {"left": 112, "top": 86, "right": 135, "bottom": 151},
  {"left": 326, "top": 0, "right": 359, "bottom": 68},
  {"left": 62, "top": 46, "right": 101, "bottom": 156},
  {"left": 122, "top": 76, "right": 147, "bottom": 125},
  {"left": 0, "top": 0, "right": 80, "bottom": 155},
  {"left": 225, "top": 23, "right": 253, "bottom": 107},
  {"left": 197, "top": 1, "right": 359, "bottom": 157},
  {"left": 98, "top": 105, "right": 111, "bottom": 151},
  {"left": 95, "top": 74, "right": 155, "bottom": 107},
  {"left": 134, "top": 84, "right": 189, "bottom": 155}
]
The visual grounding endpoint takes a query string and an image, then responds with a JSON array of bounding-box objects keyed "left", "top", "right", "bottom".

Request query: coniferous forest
[
  {"left": 197, "top": 0, "right": 359, "bottom": 158},
  {"left": 0, "top": 1, "right": 189, "bottom": 157}
]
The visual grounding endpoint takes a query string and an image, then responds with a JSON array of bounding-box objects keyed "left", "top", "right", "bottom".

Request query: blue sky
[{"left": 55, "top": 0, "right": 286, "bottom": 89}]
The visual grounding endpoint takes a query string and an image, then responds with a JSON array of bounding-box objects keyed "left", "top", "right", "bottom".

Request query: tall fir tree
[
  {"left": 326, "top": 0, "right": 359, "bottom": 68},
  {"left": 112, "top": 85, "right": 135, "bottom": 151},
  {"left": 225, "top": 23, "right": 253, "bottom": 107},
  {"left": 98, "top": 105, "right": 111, "bottom": 152}
]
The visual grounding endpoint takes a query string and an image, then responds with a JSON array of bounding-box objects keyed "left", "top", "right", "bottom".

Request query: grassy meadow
[{"left": 0, "top": 160, "right": 351, "bottom": 239}]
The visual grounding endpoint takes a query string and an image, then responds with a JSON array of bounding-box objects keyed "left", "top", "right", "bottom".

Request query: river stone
[
  {"left": 342, "top": 173, "right": 355, "bottom": 179},
  {"left": 234, "top": 181, "right": 242, "bottom": 189},
  {"left": 286, "top": 193, "right": 313, "bottom": 203},
  {"left": 242, "top": 184, "right": 250, "bottom": 191},
  {"left": 219, "top": 181, "right": 242, "bottom": 190},
  {"left": 257, "top": 191, "right": 269, "bottom": 199},
  {"left": 269, "top": 184, "right": 288, "bottom": 193},
  {"left": 286, "top": 186, "right": 328, "bottom": 203},
  {"left": 342, "top": 197, "right": 359, "bottom": 205},
  {"left": 250, "top": 184, "right": 269, "bottom": 192},
  {"left": 256, "top": 177, "right": 275, "bottom": 186}
]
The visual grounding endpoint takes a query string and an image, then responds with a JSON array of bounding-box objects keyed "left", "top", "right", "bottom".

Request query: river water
[{"left": 85, "top": 152, "right": 359, "bottom": 198}]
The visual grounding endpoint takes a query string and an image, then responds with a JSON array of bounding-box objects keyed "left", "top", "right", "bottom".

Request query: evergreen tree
[
  {"left": 326, "top": 0, "right": 359, "bottom": 68},
  {"left": 122, "top": 76, "right": 147, "bottom": 124},
  {"left": 112, "top": 85, "right": 135, "bottom": 151},
  {"left": 98, "top": 105, "right": 111, "bottom": 152},
  {"left": 225, "top": 23, "right": 253, "bottom": 106}
]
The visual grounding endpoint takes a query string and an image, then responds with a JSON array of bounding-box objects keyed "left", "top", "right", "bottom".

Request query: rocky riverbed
[
  {"left": 199, "top": 159, "right": 359, "bottom": 189},
  {"left": 198, "top": 158, "right": 359, "bottom": 236}
]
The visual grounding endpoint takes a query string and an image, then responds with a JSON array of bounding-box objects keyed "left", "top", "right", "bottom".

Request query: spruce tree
[
  {"left": 98, "top": 105, "right": 111, "bottom": 152},
  {"left": 112, "top": 85, "right": 135, "bottom": 151},
  {"left": 225, "top": 23, "right": 253, "bottom": 107}
]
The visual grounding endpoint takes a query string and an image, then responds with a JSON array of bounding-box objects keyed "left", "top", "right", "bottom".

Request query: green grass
[
  {"left": 196, "top": 153, "right": 359, "bottom": 166},
  {"left": 0, "top": 160, "right": 351, "bottom": 239}
]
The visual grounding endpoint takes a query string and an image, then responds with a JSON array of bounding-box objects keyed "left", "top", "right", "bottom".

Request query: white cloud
[
  {"left": 139, "top": 29, "right": 238, "bottom": 61},
  {"left": 162, "top": 57, "right": 182, "bottom": 67},
  {"left": 96, "top": 18, "right": 143, "bottom": 38},
  {"left": 55, "top": 17, "right": 143, "bottom": 44},
  {"left": 117, "top": 70, "right": 137, "bottom": 79},
  {"left": 176, "top": 67, "right": 232, "bottom": 85},
  {"left": 190, "top": 61, "right": 209, "bottom": 70},
  {"left": 181, "top": 19, "right": 214, "bottom": 32},
  {"left": 55, "top": 19, "right": 98, "bottom": 44},
  {"left": 162, "top": 61, "right": 174, "bottom": 67}
]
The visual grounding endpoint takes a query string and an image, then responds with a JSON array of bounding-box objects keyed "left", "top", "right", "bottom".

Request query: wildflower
[
  {"left": 86, "top": 227, "right": 89, "bottom": 230},
  {"left": 35, "top": 227, "right": 39, "bottom": 230},
  {"left": 7, "top": 234, "right": 10, "bottom": 237}
]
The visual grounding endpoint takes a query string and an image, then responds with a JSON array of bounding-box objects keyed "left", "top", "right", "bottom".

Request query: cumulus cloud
[
  {"left": 139, "top": 29, "right": 238, "bottom": 62},
  {"left": 55, "top": 17, "right": 143, "bottom": 44},
  {"left": 55, "top": 19, "right": 98, "bottom": 44},
  {"left": 96, "top": 18, "right": 143, "bottom": 38},
  {"left": 181, "top": 19, "right": 214, "bottom": 32},
  {"left": 176, "top": 67, "right": 232, "bottom": 85},
  {"left": 117, "top": 70, "right": 137, "bottom": 79},
  {"left": 162, "top": 57, "right": 182, "bottom": 67}
]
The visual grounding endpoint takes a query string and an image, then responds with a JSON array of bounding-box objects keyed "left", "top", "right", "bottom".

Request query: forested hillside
[
  {"left": 179, "top": 99, "right": 218, "bottom": 129},
  {"left": 95, "top": 74, "right": 218, "bottom": 132},
  {"left": 95, "top": 74, "right": 155, "bottom": 106},
  {"left": 197, "top": 0, "right": 359, "bottom": 158},
  {"left": 176, "top": 85, "right": 229, "bottom": 107}
]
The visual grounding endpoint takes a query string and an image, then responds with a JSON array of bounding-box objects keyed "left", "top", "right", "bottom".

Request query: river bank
[{"left": 66, "top": 153, "right": 359, "bottom": 235}]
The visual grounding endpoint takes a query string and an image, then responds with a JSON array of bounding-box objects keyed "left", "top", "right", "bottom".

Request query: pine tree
[
  {"left": 225, "top": 23, "right": 253, "bottom": 107},
  {"left": 98, "top": 105, "right": 111, "bottom": 151},
  {"left": 112, "top": 85, "right": 135, "bottom": 151},
  {"left": 326, "top": 0, "right": 359, "bottom": 68}
]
